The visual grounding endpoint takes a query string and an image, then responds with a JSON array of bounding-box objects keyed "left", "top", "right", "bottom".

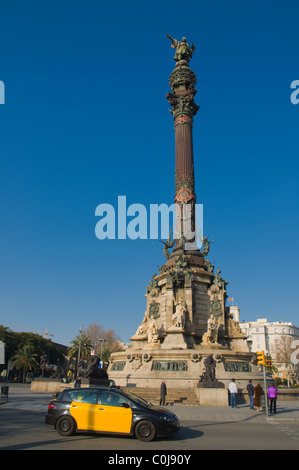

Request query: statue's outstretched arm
[{"left": 166, "top": 33, "right": 178, "bottom": 48}]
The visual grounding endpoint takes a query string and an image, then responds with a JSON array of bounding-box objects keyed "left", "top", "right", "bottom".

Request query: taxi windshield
[{"left": 120, "top": 389, "right": 152, "bottom": 407}]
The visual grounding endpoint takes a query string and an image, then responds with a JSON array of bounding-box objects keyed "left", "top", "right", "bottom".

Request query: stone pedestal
[
  {"left": 161, "top": 328, "right": 190, "bottom": 349},
  {"left": 31, "top": 378, "right": 61, "bottom": 393},
  {"left": 196, "top": 387, "right": 229, "bottom": 406}
]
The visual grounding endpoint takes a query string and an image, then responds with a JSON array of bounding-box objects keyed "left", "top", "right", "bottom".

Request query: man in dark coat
[
  {"left": 160, "top": 381, "right": 167, "bottom": 405},
  {"left": 247, "top": 380, "right": 255, "bottom": 409}
]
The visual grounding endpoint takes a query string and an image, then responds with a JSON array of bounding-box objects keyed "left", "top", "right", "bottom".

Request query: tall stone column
[{"left": 166, "top": 37, "right": 200, "bottom": 251}]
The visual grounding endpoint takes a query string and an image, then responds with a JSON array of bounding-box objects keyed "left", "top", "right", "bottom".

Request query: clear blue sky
[{"left": 1, "top": 0, "right": 298, "bottom": 346}]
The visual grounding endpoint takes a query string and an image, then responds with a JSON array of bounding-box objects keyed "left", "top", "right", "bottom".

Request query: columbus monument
[{"left": 108, "top": 36, "right": 264, "bottom": 403}]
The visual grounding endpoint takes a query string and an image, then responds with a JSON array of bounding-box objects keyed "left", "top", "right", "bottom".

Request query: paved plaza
[
  {"left": 1, "top": 384, "right": 299, "bottom": 450},
  {"left": 1, "top": 384, "right": 299, "bottom": 422}
]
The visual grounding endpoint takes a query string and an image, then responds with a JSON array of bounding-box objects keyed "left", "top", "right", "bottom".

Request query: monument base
[
  {"left": 108, "top": 346, "right": 264, "bottom": 392},
  {"left": 195, "top": 387, "right": 228, "bottom": 406}
]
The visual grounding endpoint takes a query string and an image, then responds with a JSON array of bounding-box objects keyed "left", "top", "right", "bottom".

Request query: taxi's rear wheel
[
  {"left": 56, "top": 415, "right": 76, "bottom": 436},
  {"left": 135, "top": 420, "right": 156, "bottom": 442}
]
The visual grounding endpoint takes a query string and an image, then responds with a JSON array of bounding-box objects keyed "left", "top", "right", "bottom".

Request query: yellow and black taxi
[{"left": 45, "top": 387, "right": 180, "bottom": 442}]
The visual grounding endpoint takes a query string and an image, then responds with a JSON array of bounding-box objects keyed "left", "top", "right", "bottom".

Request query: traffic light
[
  {"left": 266, "top": 354, "right": 273, "bottom": 372},
  {"left": 256, "top": 350, "right": 266, "bottom": 366}
]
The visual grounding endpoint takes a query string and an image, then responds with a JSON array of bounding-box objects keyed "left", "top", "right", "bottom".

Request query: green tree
[
  {"left": 68, "top": 334, "right": 93, "bottom": 377},
  {"left": 68, "top": 334, "right": 93, "bottom": 361},
  {"left": 101, "top": 345, "right": 113, "bottom": 363},
  {"left": 0, "top": 325, "right": 65, "bottom": 379},
  {"left": 12, "top": 344, "right": 39, "bottom": 383}
]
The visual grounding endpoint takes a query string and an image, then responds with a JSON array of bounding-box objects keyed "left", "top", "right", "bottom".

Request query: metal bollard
[{"left": 1, "top": 385, "right": 9, "bottom": 401}]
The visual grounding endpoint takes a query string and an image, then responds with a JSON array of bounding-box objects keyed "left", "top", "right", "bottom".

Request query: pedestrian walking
[
  {"left": 247, "top": 380, "right": 255, "bottom": 409},
  {"left": 228, "top": 378, "right": 238, "bottom": 408},
  {"left": 254, "top": 383, "right": 264, "bottom": 412},
  {"left": 160, "top": 380, "right": 167, "bottom": 406},
  {"left": 268, "top": 382, "right": 279, "bottom": 414},
  {"left": 74, "top": 376, "right": 81, "bottom": 388}
]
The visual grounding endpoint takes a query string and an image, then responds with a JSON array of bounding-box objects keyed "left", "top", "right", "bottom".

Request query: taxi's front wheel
[
  {"left": 56, "top": 415, "right": 76, "bottom": 436},
  {"left": 135, "top": 420, "right": 156, "bottom": 442}
]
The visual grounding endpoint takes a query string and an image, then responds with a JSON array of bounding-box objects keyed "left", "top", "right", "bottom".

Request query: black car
[{"left": 45, "top": 387, "right": 180, "bottom": 442}]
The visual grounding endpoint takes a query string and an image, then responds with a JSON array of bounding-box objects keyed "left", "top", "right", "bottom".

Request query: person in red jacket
[{"left": 268, "top": 382, "right": 279, "bottom": 414}]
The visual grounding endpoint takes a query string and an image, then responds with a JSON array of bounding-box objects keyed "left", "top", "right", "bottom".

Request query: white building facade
[
  {"left": 236, "top": 316, "right": 299, "bottom": 383},
  {"left": 238, "top": 317, "right": 299, "bottom": 355}
]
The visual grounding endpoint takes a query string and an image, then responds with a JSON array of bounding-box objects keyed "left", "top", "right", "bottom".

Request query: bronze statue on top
[{"left": 166, "top": 34, "right": 195, "bottom": 63}]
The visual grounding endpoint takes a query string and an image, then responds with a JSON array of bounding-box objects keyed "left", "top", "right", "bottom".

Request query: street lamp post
[
  {"left": 77, "top": 323, "right": 83, "bottom": 378},
  {"left": 99, "top": 339, "right": 106, "bottom": 367}
]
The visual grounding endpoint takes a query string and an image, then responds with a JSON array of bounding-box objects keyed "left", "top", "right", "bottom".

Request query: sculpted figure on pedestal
[
  {"left": 172, "top": 296, "right": 187, "bottom": 329},
  {"left": 202, "top": 314, "right": 218, "bottom": 344}
]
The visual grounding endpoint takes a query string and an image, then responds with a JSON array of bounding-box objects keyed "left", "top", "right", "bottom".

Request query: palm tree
[
  {"left": 68, "top": 334, "right": 93, "bottom": 361},
  {"left": 12, "top": 344, "right": 38, "bottom": 383},
  {"left": 68, "top": 334, "right": 93, "bottom": 378}
]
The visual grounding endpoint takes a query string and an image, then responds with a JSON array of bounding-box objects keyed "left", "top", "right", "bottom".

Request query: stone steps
[{"left": 123, "top": 387, "right": 199, "bottom": 406}]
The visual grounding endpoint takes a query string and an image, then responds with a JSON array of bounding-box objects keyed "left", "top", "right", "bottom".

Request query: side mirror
[{"left": 121, "top": 403, "right": 130, "bottom": 408}]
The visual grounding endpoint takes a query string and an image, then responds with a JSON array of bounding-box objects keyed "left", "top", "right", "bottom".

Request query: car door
[
  {"left": 96, "top": 390, "right": 133, "bottom": 434},
  {"left": 69, "top": 389, "right": 99, "bottom": 431}
]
